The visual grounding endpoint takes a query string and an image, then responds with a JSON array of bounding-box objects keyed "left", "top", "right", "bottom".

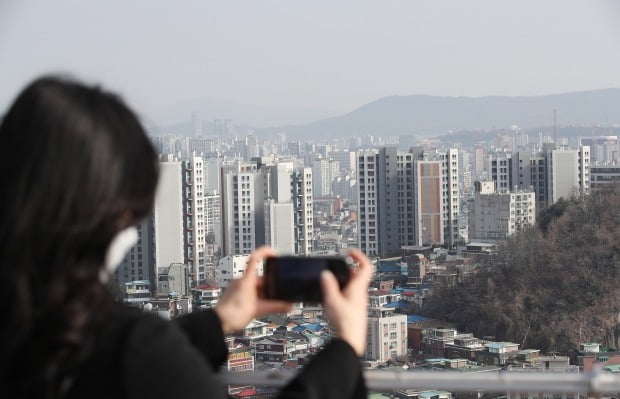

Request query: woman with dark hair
[{"left": 0, "top": 76, "right": 370, "bottom": 399}]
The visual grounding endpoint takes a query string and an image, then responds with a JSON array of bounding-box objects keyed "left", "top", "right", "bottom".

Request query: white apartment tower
[
  {"left": 264, "top": 161, "right": 314, "bottom": 255},
  {"left": 264, "top": 201, "right": 295, "bottom": 254},
  {"left": 205, "top": 156, "right": 222, "bottom": 194},
  {"left": 220, "top": 162, "right": 266, "bottom": 256},
  {"left": 548, "top": 146, "right": 590, "bottom": 205},
  {"left": 291, "top": 167, "right": 314, "bottom": 255},
  {"left": 468, "top": 181, "right": 536, "bottom": 242},
  {"left": 312, "top": 158, "right": 340, "bottom": 197},
  {"left": 435, "top": 148, "right": 460, "bottom": 248},
  {"left": 153, "top": 157, "right": 185, "bottom": 287},
  {"left": 220, "top": 160, "right": 314, "bottom": 256},
  {"left": 184, "top": 156, "right": 208, "bottom": 285}
]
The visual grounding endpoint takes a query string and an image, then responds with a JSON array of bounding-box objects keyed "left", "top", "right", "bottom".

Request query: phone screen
[{"left": 263, "top": 256, "right": 351, "bottom": 302}]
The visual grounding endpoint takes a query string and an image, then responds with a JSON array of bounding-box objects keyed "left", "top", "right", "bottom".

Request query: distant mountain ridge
[
  {"left": 265, "top": 89, "right": 620, "bottom": 139},
  {"left": 147, "top": 98, "right": 341, "bottom": 128}
]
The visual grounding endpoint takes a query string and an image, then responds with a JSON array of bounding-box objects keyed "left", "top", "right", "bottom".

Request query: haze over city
[{"left": 1, "top": 0, "right": 620, "bottom": 127}]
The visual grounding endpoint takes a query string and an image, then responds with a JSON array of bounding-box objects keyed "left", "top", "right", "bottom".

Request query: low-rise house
[
  {"left": 190, "top": 284, "right": 220, "bottom": 309},
  {"left": 578, "top": 343, "right": 620, "bottom": 372},
  {"left": 122, "top": 280, "right": 151, "bottom": 305},
  {"left": 254, "top": 333, "right": 310, "bottom": 364},
  {"left": 423, "top": 328, "right": 458, "bottom": 357},
  {"left": 369, "top": 289, "right": 401, "bottom": 307},
  {"left": 444, "top": 336, "right": 486, "bottom": 360},
  {"left": 233, "top": 320, "right": 270, "bottom": 345},
  {"left": 515, "top": 349, "right": 541, "bottom": 364},
  {"left": 477, "top": 341, "right": 520, "bottom": 366}
]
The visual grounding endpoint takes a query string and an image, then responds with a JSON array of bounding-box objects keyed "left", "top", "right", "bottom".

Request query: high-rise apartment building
[
  {"left": 220, "top": 162, "right": 265, "bottom": 256},
  {"left": 357, "top": 147, "right": 460, "bottom": 257},
  {"left": 488, "top": 145, "right": 590, "bottom": 210},
  {"left": 262, "top": 161, "right": 297, "bottom": 254},
  {"left": 267, "top": 163, "right": 316, "bottom": 255},
  {"left": 214, "top": 119, "right": 234, "bottom": 138},
  {"left": 329, "top": 150, "right": 357, "bottom": 173},
  {"left": 332, "top": 175, "right": 357, "bottom": 201},
  {"left": 426, "top": 148, "right": 460, "bottom": 248},
  {"left": 264, "top": 200, "right": 295, "bottom": 254},
  {"left": 474, "top": 144, "right": 485, "bottom": 178},
  {"left": 184, "top": 156, "right": 208, "bottom": 285},
  {"left": 153, "top": 157, "right": 185, "bottom": 283},
  {"left": 115, "top": 219, "right": 153, "bottom": 286},
  {"left": 148, "top": 155, "right": 225, "bottom": 289},
  {"left": 291, "top": 167, "right": 314, "bottom": 255},
  {"left": 205, "top": 192, "right": 221, "bottom": 236},
  {"left": 590, "top": 164, "right": 620, "bottom": 192},
  {"left": 205, "top": 156, "right": 222, "bottom": 194},
  {"left": 580, "top": 136, "right": 618, "bottom": 164},
  {"left": 191, "top": 112, "right": 202, "bottom": 136},
  {"left": 357, "top": 151, "right": 379, "bottom": 256},
  {"left": 220, "top": 160, "right": 314, "bottom": 256},
  {"left": 489, "top": 152, "right": 513, "bottom": 192},
  {"left": 312, "top": 158, "right": 340, "bottom": 197},
  {"left": 414, "top": 160, "right": 443, "bottom": 246},
  {"left": 548, "top": 146, "right": 590, "bottom": 205},
  {"left": 468, "top": 181, "right": 536, "bottom": 242}
]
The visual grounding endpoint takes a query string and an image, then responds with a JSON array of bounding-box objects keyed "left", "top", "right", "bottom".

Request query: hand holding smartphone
[{"left": 262, "top": 256, "right": 352, "bottom": 303}]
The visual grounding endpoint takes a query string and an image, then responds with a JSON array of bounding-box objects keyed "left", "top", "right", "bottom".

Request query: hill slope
[
  {"left": 273, "top": 89, "right": 620, "bottom": 139},
  {"left": 422, "top": 188, "right": 620, "bottom": 353}
]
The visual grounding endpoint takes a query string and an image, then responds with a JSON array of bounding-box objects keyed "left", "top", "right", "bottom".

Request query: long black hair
[{"left": 0, "top": 76, "right": 159, "bottom": 397}]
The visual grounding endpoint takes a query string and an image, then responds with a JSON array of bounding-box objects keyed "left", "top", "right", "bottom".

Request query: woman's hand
[
  {"left": 321, "top": 249, "right": 372, "bottom": 356},
  {"left": 214, "top": 246, "right": 293, "bottom": 334}
]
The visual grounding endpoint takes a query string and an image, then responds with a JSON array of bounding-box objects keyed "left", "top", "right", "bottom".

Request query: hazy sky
[{"left": 1, "top": 0, "right": 619, "bottom": 116}]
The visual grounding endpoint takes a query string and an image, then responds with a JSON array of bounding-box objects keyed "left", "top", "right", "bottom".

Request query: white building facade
[
  {"left": 217, "top": 255, "right": 263, "bottom": 289},
  {"left": 366, "top": 307, "right": 408, "bottom": 363},
  {"left": 153, "top": 157, "right": 185, "bottom": 281},
  {"left": 468, "top": 181, "right": 536, "bottom": 242}
]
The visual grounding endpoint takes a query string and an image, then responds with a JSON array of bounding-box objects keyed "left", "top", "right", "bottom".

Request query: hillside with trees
[{"left": 422, "top": 187, "right": 620, "bottom": 353}]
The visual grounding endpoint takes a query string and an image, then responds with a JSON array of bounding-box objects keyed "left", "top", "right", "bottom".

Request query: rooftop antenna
[{"left": 553, "top": 109, "right": 558, "bottom": 146}]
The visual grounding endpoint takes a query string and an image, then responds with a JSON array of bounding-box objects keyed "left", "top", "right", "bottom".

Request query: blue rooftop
[
  {"left": 377, "top": 264, "right": 401, "bottom": 273},
  {"left": 407, "top": 315, "right": 430, "bottom": 323},
  {"left": 384, "top": 300, "right": 409, "bottom": 308},
  {"left": 292, "top": 323, "right": 324, "bottom": 333}
]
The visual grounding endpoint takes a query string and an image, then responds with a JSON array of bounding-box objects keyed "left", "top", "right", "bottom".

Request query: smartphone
[{"left": 262, "top": 256, "right": 352, "bottom": 303}]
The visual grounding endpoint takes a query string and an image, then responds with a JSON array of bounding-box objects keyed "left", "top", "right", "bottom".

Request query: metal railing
[{"left": 221, "top": 369, "right": 620, "bottom": 393}]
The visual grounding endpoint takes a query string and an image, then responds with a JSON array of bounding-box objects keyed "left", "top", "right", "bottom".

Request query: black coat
[{"left": 65, "top": 305, "right": 367, "bottom": 398}]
